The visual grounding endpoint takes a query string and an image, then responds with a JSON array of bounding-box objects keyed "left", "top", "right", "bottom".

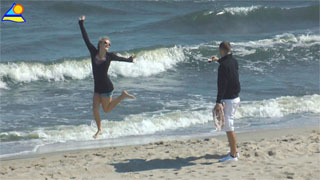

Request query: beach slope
[{"left": 1, "top": 127, "right": 319, "bottom": 180}]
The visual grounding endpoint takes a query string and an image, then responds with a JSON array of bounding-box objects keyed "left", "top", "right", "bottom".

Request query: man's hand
[
  {"left": 79, "top": 15, "right": 85, "bottom": 21},
  {"left": 211, "top": 56, "right": 219, "bottom": 61},
  {"left": 215, "top": 103, "right": 222, "bottom": 112},
  {"left": 215, "top": 103, "right": 225, "bottom": 113}
]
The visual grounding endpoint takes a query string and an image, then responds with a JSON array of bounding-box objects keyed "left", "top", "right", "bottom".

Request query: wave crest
[
  {"left": 0, "top": 46, "right": 186, "bottom": 88},
  {"left": 1, "top": 94, "right": 319, "bottom": 142},
  {"left": 1, "top": 33, "right": 318, "bottom": 89},
  {"left": 110, "top": 46, "right": 185, "bottom": 77},
  {"left": 237, "top": 94, "right": 320, "bottom": 119},
  {"left": 148, "top": 5, "right": 319, "bottom": 34}
]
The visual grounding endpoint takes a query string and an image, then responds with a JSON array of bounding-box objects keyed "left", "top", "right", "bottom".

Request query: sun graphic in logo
[
  {"left": 2, "top": 3, "right": 26, "bottom": 23},
  {"left": 13, "top": 4, "right": 24, "bottom": 14}
]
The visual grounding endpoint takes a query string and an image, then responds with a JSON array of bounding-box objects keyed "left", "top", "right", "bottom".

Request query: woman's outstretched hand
[
  {"left": 131, "top": 54, "right": 136, "bottom": 63},
  {"left": 79, "top": 15, "right": 86, "bottom": 21}
]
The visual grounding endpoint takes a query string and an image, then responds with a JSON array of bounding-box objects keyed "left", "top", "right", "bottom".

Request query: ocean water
[{"left": 0, "top": 0, "right": 319, "bottom": 158}]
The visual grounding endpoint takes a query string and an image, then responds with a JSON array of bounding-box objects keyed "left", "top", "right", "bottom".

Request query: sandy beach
[{"left": 0, "top": 127, "right": 319, "bottom": 180}]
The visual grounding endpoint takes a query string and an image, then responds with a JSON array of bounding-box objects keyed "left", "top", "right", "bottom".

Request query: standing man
[{"left": 211, "top": 42, "right": 241, "bottom": 162}]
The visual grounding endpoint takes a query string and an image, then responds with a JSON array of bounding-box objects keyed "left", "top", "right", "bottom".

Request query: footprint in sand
[
  {"left": 268, "top": 150, "right": 276, "bottom": 156},
  {"left": 34, "top": 164, "right": 45, "bottom": 167},
  {"left": 284, "top": 172, "right": 295, "bottom": 176},
  {"left": 200, "top": 162, "right": 213, "bottom": 165},
  {"left": 64, "top": 155, "right": 77, "bottom": 158},
  {"left": 287, "top": 175, "right": 294, "bottom": 179},
  {"left": 93, "top": 153, "right": 106, "bottom": 158}
]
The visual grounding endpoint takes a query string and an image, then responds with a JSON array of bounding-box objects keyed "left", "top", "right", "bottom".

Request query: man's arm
[{"left": 216, "top": 65, "right": 228, "bottom": 104}]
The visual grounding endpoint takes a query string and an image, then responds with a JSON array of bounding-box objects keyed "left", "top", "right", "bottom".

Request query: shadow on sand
[{"left": 110, "top": 154, "right": 224, "bottom": 173}]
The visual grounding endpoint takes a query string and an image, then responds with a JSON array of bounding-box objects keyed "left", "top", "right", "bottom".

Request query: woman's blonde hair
[
  {"left": 97, "top": 36, "right": 111, "bottom": 51},
  {"left": 99, "top": 36, "right": 110, "bottom": 43}
]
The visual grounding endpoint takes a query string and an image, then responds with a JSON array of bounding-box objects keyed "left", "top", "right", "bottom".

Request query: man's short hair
[{"left": 219, "top": 41, "right": 231, "bottom": 52}]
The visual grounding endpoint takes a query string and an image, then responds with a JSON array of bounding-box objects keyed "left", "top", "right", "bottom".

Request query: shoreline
[
  {"left": 1, "top": 126, "right": 319, "bottom": 179},
  {"left": 1, "top": 102, "right": 318, "bottom": 161},
  {"left": 0, "top": 125, "right": 317, "bottom": 161}
]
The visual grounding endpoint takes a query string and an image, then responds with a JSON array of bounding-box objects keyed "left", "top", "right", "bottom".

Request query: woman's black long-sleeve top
[{"left": 79, "top": 20, "right": 133, "bottom": 93}]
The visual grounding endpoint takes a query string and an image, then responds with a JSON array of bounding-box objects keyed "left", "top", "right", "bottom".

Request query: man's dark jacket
[{"left": 216, "top": 54, "right": 241, "bottom": 103}]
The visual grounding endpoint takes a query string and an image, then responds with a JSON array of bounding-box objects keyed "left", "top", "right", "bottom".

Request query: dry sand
[{"left": 0, "top": 127, "right": 319, "bottom": 180}]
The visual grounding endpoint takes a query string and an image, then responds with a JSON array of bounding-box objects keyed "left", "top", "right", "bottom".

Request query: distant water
[{"left": 0, "top": 0, "right": 319, "bottom": 158}]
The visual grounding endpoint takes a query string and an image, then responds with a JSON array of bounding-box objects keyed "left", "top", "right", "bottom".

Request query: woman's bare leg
[
  {"left": 101, "top": 90, "right": 135, "bottom": 113},
  {"left": 92, "top": 91, "right": 135, "bottom": 139},
  {"left": 92, "top": 93, "right": 103, "bottom": 139}
]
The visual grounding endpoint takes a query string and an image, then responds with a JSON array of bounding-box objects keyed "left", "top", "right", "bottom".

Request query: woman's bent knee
[{"left": 102, "top": 106, "right": 111, "bottom": 113}]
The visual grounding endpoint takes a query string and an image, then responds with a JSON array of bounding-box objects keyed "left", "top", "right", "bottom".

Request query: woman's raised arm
[{"left": 79, "top": 16, "right": 96, "bottom": 53}]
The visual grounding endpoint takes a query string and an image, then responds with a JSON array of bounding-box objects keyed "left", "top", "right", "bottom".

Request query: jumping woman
[{"left": 79, "top": 15, "right": 136, "bottom": 139}]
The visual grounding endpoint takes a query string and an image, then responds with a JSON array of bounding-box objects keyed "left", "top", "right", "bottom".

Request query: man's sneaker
[
  {"left": 227, "top": 152, "right": 240, "bottom": 158},
  {"left": 236, "top": 152, "right": 240, "bottom": 158},
  {"left": 219, "top": 153, "right": 238, "bottom": 163}
]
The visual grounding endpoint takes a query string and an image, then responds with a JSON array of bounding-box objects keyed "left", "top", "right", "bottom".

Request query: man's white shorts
[{"left": 221, "top": 97, "right": 240, "bottom": 132}]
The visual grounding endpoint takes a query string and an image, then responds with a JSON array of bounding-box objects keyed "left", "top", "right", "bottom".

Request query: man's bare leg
[{"left": 226, "top": 131, "right": 237, "bottom": 157}]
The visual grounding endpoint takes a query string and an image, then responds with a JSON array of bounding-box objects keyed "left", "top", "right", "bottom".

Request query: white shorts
[{"left": 221, "top": 97, "right": 240, "bottom": 132}]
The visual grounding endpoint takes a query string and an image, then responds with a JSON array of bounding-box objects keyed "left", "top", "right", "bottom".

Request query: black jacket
[{"left": 216, "top": 54, "right": 240, "bottom": 103}]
